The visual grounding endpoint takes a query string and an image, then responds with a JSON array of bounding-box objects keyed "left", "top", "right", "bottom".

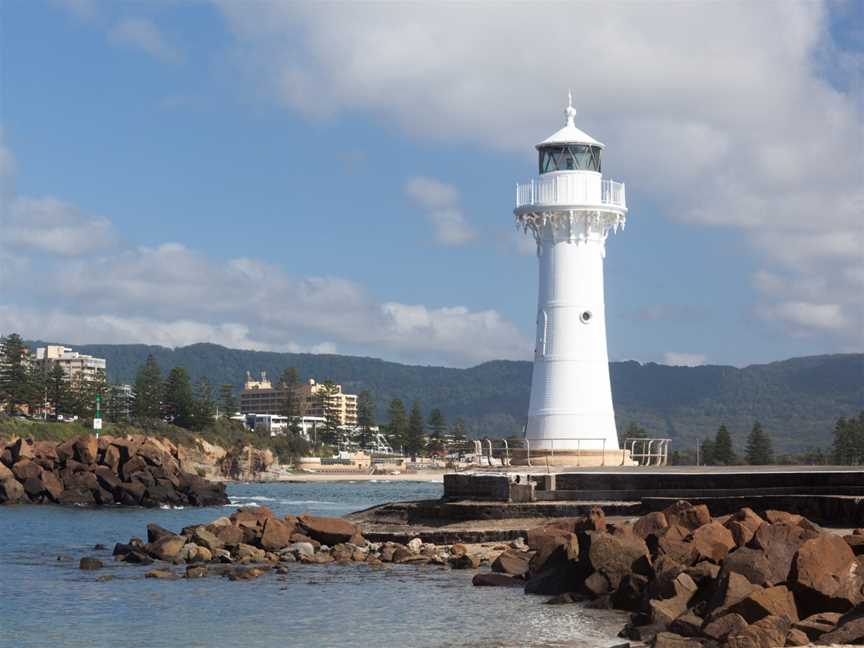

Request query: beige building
[
  {"left": 240, "top": 372, "right": 358, "bottom": 426},
  {"left": 35, "top": 345, "right": 106, "bottom": 381}
]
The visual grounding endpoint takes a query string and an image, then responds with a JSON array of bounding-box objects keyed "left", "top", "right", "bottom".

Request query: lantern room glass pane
[{"left": 538, "top": 145, "right": 602, "bottom": 174}]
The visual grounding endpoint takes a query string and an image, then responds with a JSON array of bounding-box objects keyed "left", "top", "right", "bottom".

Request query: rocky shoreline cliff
[{"left": 0, "top": 434, "right": 228, "bottom": 507}]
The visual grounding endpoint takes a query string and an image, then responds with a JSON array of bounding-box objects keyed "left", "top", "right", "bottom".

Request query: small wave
[
  {"left": 226, "top": 501, "right": 260, "bottom": 507},
  {"left": 231, "top": 496, "right": 277, "bottom": 502},
  {"left": 159, "top": 504, "right": 185, "bottom": 510}
]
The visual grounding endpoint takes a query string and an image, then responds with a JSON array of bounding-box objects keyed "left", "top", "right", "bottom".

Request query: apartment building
[
  {"left": 240, "top": 372, "right": 358, "bottom": 426},
  {"left": 35, "top": 345, "right": 106, "bottom": 381}
]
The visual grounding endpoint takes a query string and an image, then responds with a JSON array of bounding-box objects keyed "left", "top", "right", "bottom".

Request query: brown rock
[
  {"left": 794, "top": 612, "right": 842, "bottom": 641},
  {"left": 102, "top": 445, "right": 121, "bottom": 472},
  {"left": 584, "top": 571, "right": 611, "bottom": 596},
  {"left": 93, "top": 466, "right": 121, "bottom": 492},
  {"left": 527, "top": 526, "right": 580, "bottom": 574},
  {"left": 22, "top": 476, "right": 46, "bottom": 499},
  {"left": 491, "top": 548, "right": 531, "bottom": 578},
  {"left": 685, "top": 560, "right": 720, "bottom": 585},
  {"left": 702, "top": 613, "right": 749, "bottom": 642},
  {"left": 214, "top": 525, "right": 245, "bottom": 547},
  {"left": 0, "top": 476, "right": 27, "bottom": 503},
  {"left": 707, "top": 571, "right": 760, "bottom": 619},
  {"left": 588, "top": 531, "right": 651, "bottom": 589},
  {"left": 192, "top": 527, "right": 224, "bottom": 552},
  {"left": 73, "top": 436, "right": 98, "bottom": 464},
  {"left": 785, "top": 628, "right": 810, "bottom": 646},
  {"left": 0, "top": 461, "right": 14, "bottom": 481},
  {"left": 657, "top": 524, "right": 697, "bottom": 564},
  {"left": 450, "top": 553, "right": 482, "bottom": 569},
  {"left": 227, "top": 566, "right": 266, "bottom": 581},
  {"left": 663, "top": 500, "right": 711, "bottom": 531},
  {"left": 611, "top": 573, "right": 649, "bottom": 611},
  {"left": 791, "top": 533, "right": 864, "bottom": 616},
  {"left": 79, "top": 556, "right": 103, "bottom": 570},
  {"left": 472, "top": 573, "right": 523, "bottom": 587},
  {"left": 815, "top": 612, "right": 864, "bottom": 645},
  {"left": 297, "top": 514, "right": 360, "bottom": 546},
  {"left": 40, "top": 470, "right": 64, "bottom": 501},
  {"left": 726, "top": 521, "right": 756, "bottom": 548},
  {"left": 147, "top": 523, "right": 176, "bottom": 544},
  {"left": 649, "top": 572, "right": 698, "bottom": 626},
  {"left": 751, "top": 522, "right": 818, "bottom": 585},
  {"left": 146, "top": 535, "right": 186, "bottom": 561},
  {"left": 853, "top": 528, "right": 864, "bottom": 536},
  {"left": 116, "top": 481, "right": 145, "bottom": 505},
  {"left": 185, "top": 565, "right": 208, "bottom": 578},
  {"left": 259, "top": 517, "right": 295, "bottom": 552},
  {"left": 843, "top": 534, "right": 864, "bottom": 556},
  {"left": 669, "top": 610, "right": 703, "bottom": 637},
  {"left": 120, "top": 456, "right": 147, "bottom": 481},
  {"left": 690, "top": 521, "right": 736, "bottom": 563},
  {"left": 652, "top": 632, "right": 702, "bottom": 648},
  {"left": 634, "top": 511, "right": 668, "bottom": 540},
  {"left": 55, "top": 438, "right": 77, "bottom": 463},
  {"left": 576, "top": 506, "right": 606, "bottom": 532},
  {"left": 721, "top": 547, "right": 776, "bottom": 587},
  {"left": 726, "top": 615, "right": 791, "bottom": 648},
  {"left": 12, "top": 459, "right": 42, "bottom": 481},
  {"left": 729, "top": 585, "right": 799, "bottom": 623},
  {"left": 289, "top": 532, "right": 319, "bottom": 549}
]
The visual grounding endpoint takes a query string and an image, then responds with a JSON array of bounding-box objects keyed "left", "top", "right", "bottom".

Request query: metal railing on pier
[{"left": 465, "top": 436, "right": 672, "bottom": 468}]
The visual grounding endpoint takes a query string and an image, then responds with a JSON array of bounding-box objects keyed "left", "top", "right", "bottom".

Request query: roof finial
[{"left": 565, "top": 89, "right": 577, "bottom": 127}]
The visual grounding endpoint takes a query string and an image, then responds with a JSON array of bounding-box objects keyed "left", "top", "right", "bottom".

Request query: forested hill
[{"left": 34, "top": 342, "right": 863, "bottom": 453}]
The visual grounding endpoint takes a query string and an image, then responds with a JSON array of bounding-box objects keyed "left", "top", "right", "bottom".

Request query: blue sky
[{"left": 1, "top": 1, "right": 861, "bottom": 368}]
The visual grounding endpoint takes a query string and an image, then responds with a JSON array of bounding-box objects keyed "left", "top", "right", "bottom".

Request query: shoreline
[{"left": 223, "top": 470, "right": 448, "bottom": 484}]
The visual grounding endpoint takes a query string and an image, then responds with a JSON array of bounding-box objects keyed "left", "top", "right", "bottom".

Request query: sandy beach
[{"left": 256, "top": 470, "right": 449, "bottom": 483}]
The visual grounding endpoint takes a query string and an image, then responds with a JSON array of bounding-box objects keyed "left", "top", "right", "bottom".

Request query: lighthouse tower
[{"left": 514, "top": 94, "right": 627, "bottom": 461}]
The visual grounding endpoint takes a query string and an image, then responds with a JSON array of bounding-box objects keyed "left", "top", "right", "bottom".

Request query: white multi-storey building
[
  {"left": 35, "top": 345, "right": 106, "bottom": 381},
  {"left": 514, "top": 95, "right": 627, "bottom": 457}
]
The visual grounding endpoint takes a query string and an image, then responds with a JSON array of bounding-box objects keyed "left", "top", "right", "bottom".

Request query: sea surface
[{"left": 0, "top": 481, "right": 625, "bottom": 648}]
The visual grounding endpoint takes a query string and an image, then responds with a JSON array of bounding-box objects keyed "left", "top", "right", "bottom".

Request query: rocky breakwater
[
  {"left": 0, "top": 434, "right": 228, "bottom": 507},
  {"left": 96, "top": 505, "right": 519, "bottom": 580},
  {"left": 500, "top": 502, "right": 864, "bottom": 647}
]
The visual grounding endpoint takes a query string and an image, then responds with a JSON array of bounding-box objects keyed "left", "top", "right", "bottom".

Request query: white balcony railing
[{"left": 515, "top": 176, "right": 626, "bottom": 210}]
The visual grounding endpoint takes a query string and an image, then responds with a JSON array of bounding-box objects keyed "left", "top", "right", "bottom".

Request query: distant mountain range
[{"left": 31, "top": 342, "right": 863, "bottom": 454}]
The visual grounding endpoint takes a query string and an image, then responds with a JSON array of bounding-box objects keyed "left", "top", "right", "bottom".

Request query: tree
[
  {"left": 387, "top": 399, "right": 408, "bottom": 451},
  {"left": 832, "top": 412, "right": 864, "bottom": 464},
  {"left": 427, "top": 408, "right": 446, "bottom": 439},
  {"left": 357, "top": 390, "right": 376, "bottom": 450},
  {"left": 133, "top": 354, "right": 163, "bottom": 422},
  {"left": 218, "top": 384, "right": 237, "bottom": 417},
  {"left": 713, "top": 424, "right": 736, "bottom": 465},
  {"left": 192, "top": 377, "right": 215, "bottom": 430},
  {"left": 746, "top": 421, "right": 774, "bottom": 465},
  {"left": 699, "top": 438, "right": 716, "bottom": 466},
  {"left": 619, "top": 421, "right": 648, "bottom": 447},
  {"left": 319, "top": 380, "right": 341, "bottom": 446},
  {"left": 406, "top": 400, "right": 425, "bottom": 457},
  {"left": 46, "top": 363, "right": 69, "bottom": 416},
  {"left": 163, "top": 367, "right": 195, "bottom": 428},
  {"left": 0, "top": 333, "right": 36, "bottom": 414},
  {"left": 106, "top": 384, "right": 132, "bottom": 423},
  {"left": 279, "top": 367, "right": 300, "bottom": 419}
]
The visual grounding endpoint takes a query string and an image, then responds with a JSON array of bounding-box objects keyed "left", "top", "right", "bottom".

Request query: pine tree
[
  {"left": 746, "top": 421, "right": 774, "bottom": 465},
  {"left": 192, "top": 377, "right": 215, "bottom": 430},
  {"left": 387, "top": 399, "right": 408, "bottom": 451},
  {"left": 427, "top": 408, "right": 446, "bottom": 439},
  {"left": 319, "top": 380, "right": 341, "bottom": 446},
  {"left": 279, "top": 367, "right": 300, "bottom": 419},
  {"left": 163, "top": 367, "right": 195, "bottom": 428},
  {"left": 713, "top": 424, "right": 736, "bottom": 465},
  {"left": 833, "top": 412, "right": 864, "bottom": 464},
  {"left": 0, "top": 333, "right": 35, "bottom": 414},
  {"left": 357, "top": 390, "right": 376, "bottom": 450},
  {"left": 406, "top": 400, "right": 425, "bottom": 457},
  {"left": 46, "top": 362, "right": 69, "bottom": 416},
  {"left": 700, "top": 438, "right": 716, "bottom": 465},
  {"left": 218, "top": 384, "right": 237, "bottom": 417},
  {"left": 106, "top": 384, "right": 132, "bottom": 423},
  {"left": 133, "top": 354, "right": 163, "bottom": 422}
]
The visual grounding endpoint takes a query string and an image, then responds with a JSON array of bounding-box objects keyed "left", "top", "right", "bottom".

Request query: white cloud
[
  {"left": 109, "top": 18, "right": 181, "bottom": 63},
  {"left": 4, "top": 196, "right": 116, "bottom": 256},
  {"left": 404, "top": 176, "right": 476, "bottom": 245},
  {"left": 0, "top": 135, "right": 527, "bottom": 366},
  {"left": 218, "top": 2, "right": 863, "bottom": 342},
  {"left": 50, "top": 0, "right": 99, "bottom": 22},
  {"left": 663, "top": 352, "right": 708, "bottom": 367}
]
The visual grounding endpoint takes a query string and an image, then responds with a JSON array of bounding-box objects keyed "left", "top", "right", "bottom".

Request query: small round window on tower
[{"left": 580, "top": 310, "right": 592, "bottom": 324}]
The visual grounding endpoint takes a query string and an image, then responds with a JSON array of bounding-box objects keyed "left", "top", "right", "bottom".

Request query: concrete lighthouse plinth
[{"left": 510, "top": 95, "right": 632, "bottom": 466}]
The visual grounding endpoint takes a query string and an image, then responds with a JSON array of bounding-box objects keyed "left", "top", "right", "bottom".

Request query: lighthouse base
[{"left": 509, "top": 448, "right": 637, "bottom": 467}]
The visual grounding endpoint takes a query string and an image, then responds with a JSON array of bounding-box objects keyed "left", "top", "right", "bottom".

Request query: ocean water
[{"left": 0, "top": 481, "right": 625, "bottom": 648}]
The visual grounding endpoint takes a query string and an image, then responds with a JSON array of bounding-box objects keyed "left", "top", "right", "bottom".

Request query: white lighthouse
[{"left": 514, "top": 94, "right": 627, "bottom": 462}]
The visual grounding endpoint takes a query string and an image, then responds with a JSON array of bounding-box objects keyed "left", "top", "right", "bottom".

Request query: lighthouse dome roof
[{"left": 537, "top": 93, "right": 605, "bottom": 149}]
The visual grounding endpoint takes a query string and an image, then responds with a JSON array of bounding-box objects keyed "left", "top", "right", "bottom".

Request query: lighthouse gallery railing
[{"left": 515, "top": 177, "right": 626, "bottom": 209}]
